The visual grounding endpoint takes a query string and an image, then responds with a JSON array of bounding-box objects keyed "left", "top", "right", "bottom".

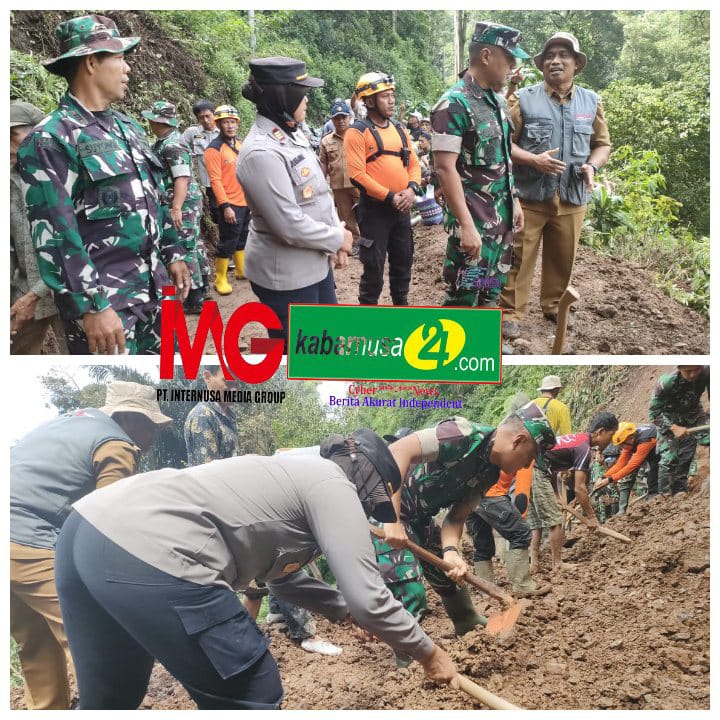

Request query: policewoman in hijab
[
  {"left": 54, "top": 429, "right": 458, "bottom": 709},
  {"left": 237, "top": 57, "right": 354, "bottom": 349}
]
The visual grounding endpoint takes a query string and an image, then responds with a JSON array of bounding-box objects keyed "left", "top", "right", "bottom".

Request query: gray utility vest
[
  {"left": 10, "top": 408, "right": 134, "bottom": 549},
  {"left": 514, "top": 83, "right": 599, "bottom": 206}
]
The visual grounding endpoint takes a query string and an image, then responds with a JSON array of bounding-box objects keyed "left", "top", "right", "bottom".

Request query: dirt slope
[
  {"left": 189, "top": 224, "right": 708, "bottom": 356},
  {"left": 9, "top": 363, "right": 709, "bottom": 710},
  {"left": 56, "top": 484, "right": 704, "bottom": 711}
]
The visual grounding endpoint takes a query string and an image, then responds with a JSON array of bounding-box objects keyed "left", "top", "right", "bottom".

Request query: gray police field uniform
[
  {"left": 236, "top": 115, "right": 344, "bottom": 291},
  {"left": 56, "top": 454, "right": 433, "bottom": 708}
]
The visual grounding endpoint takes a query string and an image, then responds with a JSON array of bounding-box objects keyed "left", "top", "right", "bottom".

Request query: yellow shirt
[{"left": 532, "top": 396, "right": 572, "bottom": 435}]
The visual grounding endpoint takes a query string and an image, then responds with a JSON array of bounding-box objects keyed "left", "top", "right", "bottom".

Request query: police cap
[{"left": 249, "top": 56, "right": 324, "bottom": 88}]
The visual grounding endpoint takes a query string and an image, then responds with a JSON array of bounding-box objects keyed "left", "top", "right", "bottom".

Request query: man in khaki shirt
[
  {"left": 501, "top": 32, "right": 611, "bottom": 341},
  {"left": 10, "top": 382, "right": 171, "bottom": 709},
  {"left": 319, "top": 100, "right": 360, "bottom": 254}
]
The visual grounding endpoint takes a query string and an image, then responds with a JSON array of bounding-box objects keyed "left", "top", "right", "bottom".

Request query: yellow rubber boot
[
  {"left": 214, "top": 258, "right": 233, "bottom": 295},
  {"left": 233, "top": 250, "right": 245, "bottom": 280}
]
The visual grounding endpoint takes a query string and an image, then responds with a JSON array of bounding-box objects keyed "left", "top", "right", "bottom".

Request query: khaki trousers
[
  {"left": 10, "top": 543, "right": 72, "bottom": 709},
  {"left": 332, "top": 187, "right": 360, "bottom": 243},
  {"left": 501, "top": 203, "right": 586, "bottom": 319}
]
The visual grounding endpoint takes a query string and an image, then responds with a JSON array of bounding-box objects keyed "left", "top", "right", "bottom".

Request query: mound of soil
[
  {"left": 27, "top": 486, "right": 701, "bottom": 711},
  {"left": 187, "top": 224, "right": 708, "bottom": 356}
]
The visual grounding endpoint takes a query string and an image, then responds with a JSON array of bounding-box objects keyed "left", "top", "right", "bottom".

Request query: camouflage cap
[
  {"left": 142, "top": 100, "right": 180, "bottom": 127},
  {"left": 43, "top": 14, "right": 140, "bottom": 76},
  {"left": 534, "top": 32, "right": 587, "bottom": 73},
  {"left": 470, "top": 21, "right": 529, "bottom": 60},
  {"left": 10, "top": 101, "right": 45, "bottom": 128},
  {"left": 514, "top": 402, "right": 557, "bottom": 472}
]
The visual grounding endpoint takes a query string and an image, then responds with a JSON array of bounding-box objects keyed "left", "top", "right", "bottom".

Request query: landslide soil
[
  {"left": 190, "top": 223, "right": 708, "bottom": 356},
  {"left": 9, "top": 367, "right": 710, "bottom": 710}
]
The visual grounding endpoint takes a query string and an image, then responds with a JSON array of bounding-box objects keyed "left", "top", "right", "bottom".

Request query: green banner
[{"left": 287, "top": 305, "right": 502, "bottom": 383}]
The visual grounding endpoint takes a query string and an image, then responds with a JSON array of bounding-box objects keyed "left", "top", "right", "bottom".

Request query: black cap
[{"left": 249, "top": 56, "right": 324, "bottom": 88}]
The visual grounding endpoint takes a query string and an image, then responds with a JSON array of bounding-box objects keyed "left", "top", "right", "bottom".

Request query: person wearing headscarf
[{"left": 236, "top": 57, "right": 353, "bottom": 351}]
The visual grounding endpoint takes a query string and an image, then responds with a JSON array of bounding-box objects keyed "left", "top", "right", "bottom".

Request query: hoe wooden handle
[
  {"left": 369, "top": 526, "right": 515, "bottom": 606},
  {"left": 552, "top": 285, "right": 580, "bottom": 355},
  {"left": 561, "top": 503, "right": 632, "bottom": 543},
  {"left": 457, "top": 674, "right": 524, "bottom": 710}
]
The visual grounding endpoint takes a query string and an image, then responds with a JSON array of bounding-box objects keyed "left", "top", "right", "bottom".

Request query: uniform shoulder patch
[
  {"left": 35, "top": 135, "right": 65, "bottom": 153},
  {"left": 271, "top": 127, "right": 287, "bottom": 143}
]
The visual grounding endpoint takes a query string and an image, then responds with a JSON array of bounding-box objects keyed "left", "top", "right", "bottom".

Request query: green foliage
[
  {"left": 10, "top": 638, "right": 23, "bottom": 688},
  {"left": 615, "top": 11, "right": 709, "bottom": 87},
  {"left": 10, "top": 50, "right": 65, "bottom": 110},
  {"left": 602, "top": 77, "right": 709, "bottom": 234},
  {"left": 488, "top": 10, "right": 625, "bottom": 89}
]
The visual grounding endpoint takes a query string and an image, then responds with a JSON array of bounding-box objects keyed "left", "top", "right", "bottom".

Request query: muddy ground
[
  {"left": 9, "top": 366, "right": 710, "bottom": 710},
  {"left": 189, "top": 223, "right": 708, "bottom": 356}
]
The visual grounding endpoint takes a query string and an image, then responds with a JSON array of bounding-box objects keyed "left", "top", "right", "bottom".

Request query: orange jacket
[
  {"left": 204, "top": 136, "right": 247, "bottom": 208},
  {"left": 344, "top": 121, "right": 420, "bottom": 201},
  {"left": 605, "top": 439, "right": 657, "bottom": 482},
  {"left": 485, "top": 466, "right": 533, "bottom": 517}
]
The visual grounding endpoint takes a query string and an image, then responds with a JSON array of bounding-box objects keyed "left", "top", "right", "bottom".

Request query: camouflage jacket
[
  {"left": 153, "top": 129, "right": 203, "bottom": 207},
  {"left": 17, "top": 92, "right": 186, "bottom": 320},
  {"left": 401, "top": 417, "right": 500, "bottom": 521},
  {"left": 430, "top": 73, "right": 515, "bottom": 235},
  {"left": 184, "top": 401, "right": 239, "bottom": 466},
  {"left": 649, "top": 368, "right": 710, "bottom": 432}
]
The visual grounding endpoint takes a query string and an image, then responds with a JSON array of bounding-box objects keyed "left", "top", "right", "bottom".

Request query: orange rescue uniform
[{"left": 344, "top": 122, "right": 421, "bottom": 201}]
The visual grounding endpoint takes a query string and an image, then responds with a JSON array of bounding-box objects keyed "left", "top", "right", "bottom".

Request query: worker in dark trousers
[{"left": 344, "top": 72, "right": 421, "bottom": 305}]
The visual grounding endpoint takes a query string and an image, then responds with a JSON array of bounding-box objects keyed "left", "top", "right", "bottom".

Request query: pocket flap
[
  {"left": 573, "top": 123, "right": 593, "bottom": 135},
  {"left": 174, "top": 589, "right": 242, "bottom": 635}
]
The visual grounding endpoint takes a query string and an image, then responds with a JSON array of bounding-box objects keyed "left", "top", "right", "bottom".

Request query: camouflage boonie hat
[
  {"left": 43, "top": 14, "right": 140, "bottom": 76},
  {"left": 514, "top": 402, "right": 557, "bottom": 471},
  {"left": 142, "top": 100, "right": 180, "bottom": 127},
  {"left": 470, "top": 21, "right": 529, "bottom": 60}
]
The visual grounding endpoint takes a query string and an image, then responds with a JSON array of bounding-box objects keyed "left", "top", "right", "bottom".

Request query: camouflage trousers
[
  {"left": 178, "top": 199, "right": 206, "bottom": 290},
  {"left": 371, "top": 531, "right": 427, "bottom": 620},
  {"left": 616, "top": 469, "right": 646, "bottom": 514},
  {"left": 657, "top": 431, "right": 697, "bottom": 495},
  {"left": 442, "top": 227, "right": 513, "bottom": 306},
  {"left": 268, "top": 593, "right": 315, "bottom": 642},
  {"left": 63, "top": 300, "right": 161, "bottom": 355}
]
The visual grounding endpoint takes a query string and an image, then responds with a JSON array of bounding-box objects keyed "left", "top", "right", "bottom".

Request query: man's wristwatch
[
  {"left": 407, "top": 181, "right": 421, "bottom": 196},
  {"left": 441, "top": 545, "right": 459, "bottom": 555},
  {"left": 588, "top": 162, "right": 599, "bottom": 176}
]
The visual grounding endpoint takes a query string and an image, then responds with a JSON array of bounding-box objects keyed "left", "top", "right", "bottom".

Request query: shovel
[
  {"left": 552, "top": 285, "right": 579, "bottom": 354},
  {"left": 560, "top": 502, "right": 632, "bottom": 543},
  {"left": 369, "top": 526, "right": 525, "bottom": 637}
]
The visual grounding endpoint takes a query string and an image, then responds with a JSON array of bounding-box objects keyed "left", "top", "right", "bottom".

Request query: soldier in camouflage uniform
[
  {"left": 16, "top": 15, "right": 190, "bottom": 355},
  {"left": 143, "top": 100, "right": 206, "bottom": 314},
  {"left": 183, "top": 367, "right": 241, "bottom": 466},
  {"left": 648, "top": 365, "right": 710, "bottom": 496},
  {"left": 385, "top": 404, "right": 556, "bottom": 636},
  {"left": 590, "top": 447, "right": 620, "bottom": 522},
  {"left": 431, "top": 22, "right": 527, "bottom": 315}
]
